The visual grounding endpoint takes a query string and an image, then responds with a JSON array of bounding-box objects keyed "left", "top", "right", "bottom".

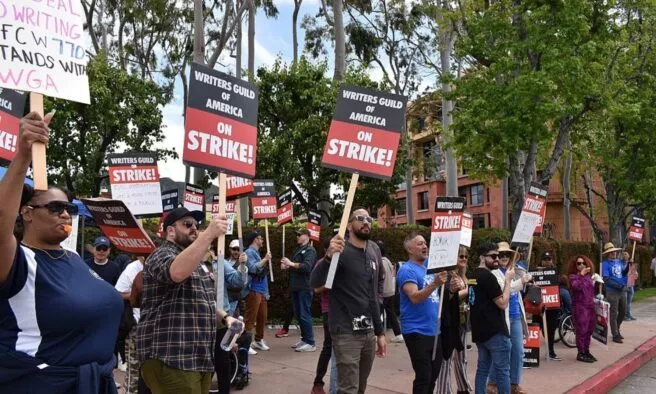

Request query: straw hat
[
  {"left": 497, "top": 242, "right": 520, "bottom": 263},
  {"left": 602, "top": 242, "right": 622, "bottom": 255}
]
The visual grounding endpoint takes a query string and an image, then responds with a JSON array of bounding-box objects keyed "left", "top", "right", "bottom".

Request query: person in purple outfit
[{"left": 566, "top": 255, "right": 597, "bottom": 363}]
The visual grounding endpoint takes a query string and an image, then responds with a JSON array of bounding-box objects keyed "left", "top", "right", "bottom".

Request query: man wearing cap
[
  {"left": 86, "top": 236, "right": 121, "bottom": 286},
  {"left": 601, "top": 242, "right": 629, "bottom": 343},
  {"left": 137, "top": 207, "right": 231, "bottom": 393},
  {"left": 281, "top": 228, "right": 318, "bottom": 352},
  {"left": 244, "top": 231, "right": 273, "bottom": 352}
]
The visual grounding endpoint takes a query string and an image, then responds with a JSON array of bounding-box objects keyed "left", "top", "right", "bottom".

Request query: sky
[{"left": 156, "top": 1, "right": 338, "bottom": 183}]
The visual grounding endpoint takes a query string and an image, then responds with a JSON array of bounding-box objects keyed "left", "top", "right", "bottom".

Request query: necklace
[{"left": 21, "top": 243, "right": 70, "bottom": 260}]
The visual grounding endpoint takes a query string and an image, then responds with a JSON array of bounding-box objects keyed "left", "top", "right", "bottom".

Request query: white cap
[{"left": 229, "top": 239, "right": 240, "bottom": 249}]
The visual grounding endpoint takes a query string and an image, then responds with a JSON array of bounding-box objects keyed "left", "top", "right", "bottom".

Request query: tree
[
  {"left": 44, "top": 54, "right": 175, "bottom": 197},
  {"left": 292, "top": 0, "right": 304, "bottom": 65}
]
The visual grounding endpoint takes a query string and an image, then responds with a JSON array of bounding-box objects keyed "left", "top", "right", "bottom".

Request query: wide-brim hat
[
  {"left": 602, "top": 242, "right": 622, "bottom": 255},
  {"left": 497, "top": 242, "right": 520, "bottom": 263}
]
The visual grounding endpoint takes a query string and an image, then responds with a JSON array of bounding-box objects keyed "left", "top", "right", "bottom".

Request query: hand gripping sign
[
  {"left": 107, "top": 152, "right": 163, "bottom": 218},
  {"left": 212, "top": 195, "right": 236, "bottom": 235},
  {"left": 81, "top": 198, "right": 155, "bottom": 255},
  {"left": 511, "top": 183, "right": 548, "bottom": 247},
  {"left": 252, "top": 180, "right": 276, "bottom": 281},
  {"left": 307, "top": 210, "right": 321, "bottom": 242},
  {"left": 0, "top": 0, "right": 90, "bottom": 190},
  {"left": 0, "top": 88, "right": 26, "bottom": 162},
  {"left": 321, "top": 85, "right": 407, "bottom": 288},
  {"left": 183, "top": 63, "right": 258, "bottom": 179}
]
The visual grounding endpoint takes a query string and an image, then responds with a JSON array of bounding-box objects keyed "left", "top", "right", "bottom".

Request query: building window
[
  {"left": 471, "top": 184, "right": 484, "bottom": 206},
  {"left": 458, "top": 187, "right": 468, "bottom": 204},
  {"left": 473, "top": 214, "right": 487, "bottom": 229},
  {"left": 394, "top": 198, "right": 407, "bottom": 216},
  {"left": 418, "top": 191, "right": 429, "bottom": 211}
]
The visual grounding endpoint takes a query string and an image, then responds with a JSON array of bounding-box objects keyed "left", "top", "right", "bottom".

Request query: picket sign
[
  {"left": 215, "top": 173, "right": 227, "bottom": 310},
  {"left": 324, "top": 172, "right": 360, "bottom": 289}
]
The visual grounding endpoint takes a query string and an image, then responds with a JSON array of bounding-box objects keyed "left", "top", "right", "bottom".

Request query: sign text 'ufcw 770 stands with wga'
[
  {"left": 184, "top": 62, "right": 258, "bottom": 179},
  {"left": 0, "top": 0, "right": 90, "bottom": 103},
  {"left": 321, "top": 85, "right": 407, "bottom": 180}
]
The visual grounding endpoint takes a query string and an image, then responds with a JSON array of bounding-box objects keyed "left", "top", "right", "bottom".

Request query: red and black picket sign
[
  {"left": 523, "top": 324, "right": 541, "bottom": 368},
  {"left": 277, "top": 188, "right": 293, "bottom": 225},
  {"left": 107, "top": 152, "right": 162, "bottom": 218},
  {"left": 628, "top": 217, "right": 646, "bottom": 242},
  {"left": 321, "top": 85, "right": 407, "bottom": 180},
  {"left": 0, "top": 88, "right": 26, "bottom": 162},
  {"left": 212, "top": 194, "right": 236, "bottom": 215},
  {"left": 252, "top": 179, "right": 276, "bottom": 219},
  {"left": 511, "top": 182, "right": 548, "bottom": 247},
  {"left": 307, "top": 210, "right": 321, "bottom": 242},
  {"left": 183, "top": 183, "right": 205, "bottom": 213},
  {"left": 183, "top": 62, "right": 258, "bottom": 178},
  {"left": 158, "top": 189, "right": 179, "bottom": 237},
  {"left": 81, "top": 198, "right": 155, "bottom": 255},
  {"left": 226, "top": 176, "right": 254, "bottom": 198}
]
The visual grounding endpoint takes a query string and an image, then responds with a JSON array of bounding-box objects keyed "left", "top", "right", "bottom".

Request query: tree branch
[
  {"left": 81, "top": 0, "right": 101, "bottom": 54},
  {"left": 208, "top": 0, "right": 250, "bottom": 68}
]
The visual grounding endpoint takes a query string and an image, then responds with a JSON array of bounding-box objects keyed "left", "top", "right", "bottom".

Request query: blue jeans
[
  {"left": 488, "top": 317, "right": 523, "bottom": 385},
  {"left": 626, "top": 286, "right": 635, "bottom": 318},
  {"left": 475, "top": 333, "right": 511, "bottom": 394},
  {"left": 291, "top": 289, "right": 315, "bottom": 346},
  {"left": 329, "top": 349, "right": 338, "bottom": 394}
]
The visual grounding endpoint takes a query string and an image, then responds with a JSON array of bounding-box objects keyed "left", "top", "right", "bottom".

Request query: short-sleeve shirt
[
  {"left": 469, "top": 267, "right": 509, "bottom": 343},
  {"left": 397, "top": 260, "right": 441, "bottom": 337},
  {"left": 86, "top": 259, "right": 121, "bottom": 286},
  {"left": 0, "top": 245, "right": 122, "bottom": 367},
  {"left": 136, "top": 241, "right": 216, "bottom": 372},
  {"left": 115, "top": 260, "right": 144, "bottom": 322}
]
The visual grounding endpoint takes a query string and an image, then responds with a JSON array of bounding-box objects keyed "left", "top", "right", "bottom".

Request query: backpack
[{"left": 523, "top": 284, "right": 544, "bottom": 315}]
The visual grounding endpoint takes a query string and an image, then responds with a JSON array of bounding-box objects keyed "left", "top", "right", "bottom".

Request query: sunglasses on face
[
  {"left": 96, "top": 246, "right": 109, "bottom": 252},
  {"left": 181, "top": 219, "right": 199, "bottom": 229},
  {"left": 231, "top": 247, "right": 240, "bottom": 251},
  {"left": 28, "top": 201, "right": 78, "bottom": 216},
  {"left": 486, "top": 253, "right": 500, "bottom": 260},
  {"left": 353, "top": 215, "right": 373, "bottom": 224},
  {"left": 499, "top": 252, "right": 513, "bottom": 259},
  {"left": 459, "top": 255, "right": 468, "bottom": 259},
  {"left": 576, "top": 261, "right": 586, "bottom": 266}
]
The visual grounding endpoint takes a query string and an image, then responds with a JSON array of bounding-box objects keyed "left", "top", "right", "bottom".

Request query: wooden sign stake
[
  {"left": 216, "top": 172, "right": 227, "bottom": 310},
  {"left": 631, "top": 240, "right": 637, "bottom": 261},
  {"left": 282, "top": 224, "right": 286, "bottom": 257},
  {"left": 235, "top": 198, "right": 244, "bottom": 249},
  {"left": 30, "top": 93, "right": 48, "bottom": 191},
  {"left": 265, "top": 220, "right": 274, "bottom": 282},
  {"left": 325, "top": 172, "right": 359, "bottom": 289}
]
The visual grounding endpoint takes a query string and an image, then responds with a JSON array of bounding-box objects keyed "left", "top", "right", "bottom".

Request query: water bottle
[{"left": 220, "top": 318, "right": 244, "bottom": 351}]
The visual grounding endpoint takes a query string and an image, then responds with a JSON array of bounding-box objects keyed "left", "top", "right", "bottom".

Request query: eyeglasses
[
  {"left": 486, "top": 253, "right": 500, "bottom": 260},
  {"left": 459, "top": 254, "right": 468, "bottom": 259},
  {"left": 182, "top": 219, "right": 199, "bottom": 229},
  {"left": 353, "top": 215, "right": 373, "bottom": 224},
  {"left": 499, "top": 252, "right": 513, "bottom": 259},
  {"left": 27, "top": 201, "right": 78, "bottom": 216},
  {"left": 96, "top": 246, "right": 109, "bottom": 252}
]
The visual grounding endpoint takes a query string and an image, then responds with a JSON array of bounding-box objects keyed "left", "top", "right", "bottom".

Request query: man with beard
[
  {"left": 310, "top": 208, "right": 387, "bottom": 394},
  {"left": 137, "top": 207, "right": 232, "bottom": 393},
  {"left": 470, "top": 242, "right": 513, "bottom": 394}
]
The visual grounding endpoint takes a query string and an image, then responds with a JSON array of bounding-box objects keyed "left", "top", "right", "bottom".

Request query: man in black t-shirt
[
  {"left": 85, "top": 236, "right": 121, "bottom": 286},
  {"left": 470, "top": 242, "right": 513, "bottom": 394}
]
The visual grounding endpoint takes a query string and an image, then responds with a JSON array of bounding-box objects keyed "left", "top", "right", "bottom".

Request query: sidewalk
[{"left": 114, "top": 297, "right": 656, "bottom": 393}]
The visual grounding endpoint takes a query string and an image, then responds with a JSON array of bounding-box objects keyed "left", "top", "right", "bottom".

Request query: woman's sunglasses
[
  {"left": 576, "top": 261, "right": 586, "bottom": 266},
  {"left": 499, "top": 252, "right": 513, "bottom": 259},
  {"left": 459, "top": 254, "right": 468, "bottom": 259},
  {"left": 28, "top": 201, "right": 78, "bottom": 216}
]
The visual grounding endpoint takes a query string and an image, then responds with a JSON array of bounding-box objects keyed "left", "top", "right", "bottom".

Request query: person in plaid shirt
[{"left": 137, "top": 207, "right": 233, "bottom": 394}]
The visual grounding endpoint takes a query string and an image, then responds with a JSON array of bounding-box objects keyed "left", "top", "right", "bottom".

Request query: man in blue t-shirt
[
  {"left": 397, "top": 232, "right": 447, "bottom": 394},
  {"left": 601, "top": 242, "right": 629, "bottom": 343},
  {"left": 243, "top": 231, "right": 272, "bottom": 353}
]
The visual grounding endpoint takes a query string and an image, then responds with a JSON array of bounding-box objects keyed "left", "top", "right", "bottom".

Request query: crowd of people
[{"left": 0, "top": 112, "right": 645, "bottom": 394}]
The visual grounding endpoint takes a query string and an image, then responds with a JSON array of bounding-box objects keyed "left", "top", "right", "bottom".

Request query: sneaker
[
  {"left": 390, "top": 335, "right": 404, "bottom": 343},
  {"left": 117, "top": 361, "right": 127, "bottom": 372},
  {"left": 585, "top": 352, "right": 597, "bottom": 362},
  {"left": 295, "top": 343, "right": 317, "bottom": 352},
  {"left": 548, "top": 353, "right": 562, "bottom": 361},
  {"left": 275, "top": 328, "right": 289, "bottom": 337},
  {"left": 577, "top": 352, "right": 594, "bottom": 363},
  {"left": 291, "top": 340, "right": 306, "bottom": 349},
  {"left": 613, "top": 336, "right": 624, "bottom": 344},
  {"left": 252, "top": 340, "right": 270, "bottom": 351},
  {"left": 511, "top": 384, "right": 528, "bottom": 394},
  {"left": 248, "top": 346, "right": 258, "bottom": 355},
  {"left": 311, "top": 383, "right": 327, "bottom": 394}
]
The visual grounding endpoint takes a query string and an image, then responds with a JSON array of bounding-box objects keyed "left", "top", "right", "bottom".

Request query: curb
[{"left": 566, "top": 335, "right": 656, "bottom": 394}]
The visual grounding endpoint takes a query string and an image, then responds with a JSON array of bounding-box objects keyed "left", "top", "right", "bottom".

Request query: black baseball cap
[
  {"left": 296, "top": 228, "right": 310, "bottom": 236},
  {"left": 246, "top": 231, "right": 263, "bottom": 246},
  {"left": 541, "top": 251, "right": 553, "bottom": 260},
  {"left": 163, "top": 207, "right": 204, "bottom": 229}
]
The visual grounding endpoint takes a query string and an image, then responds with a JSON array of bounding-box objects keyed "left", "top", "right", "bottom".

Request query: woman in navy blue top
[{"left": 0, "top": 112, "right": 123, "bottom": 394}]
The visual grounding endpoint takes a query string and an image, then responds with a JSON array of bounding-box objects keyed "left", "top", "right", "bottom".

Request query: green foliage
[{"left": 44, "top": 53, "right": 176, "bottom": 196}]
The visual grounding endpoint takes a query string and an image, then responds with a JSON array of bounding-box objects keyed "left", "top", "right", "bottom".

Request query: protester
[
  {"left": 601, "top": 242, "right": 628, "bottom": 343},
  {"left": 137, "top": 207, "right": 232, "bottom": 393},
  {"left": 531, "top": 251, "right": 561, "bottom": 360},
  {"left": 225, "top": 239, "right": 248, "bottom": 316},
  {"left": 214, "top": 247, "right": 251, "bottom": 393},
  {"left": 310, "top": 208, "right": 387, "bottom": 394},
  {"left": 376, "top": 239, "right": 403, "bottom": 343},
  {"left": 566, "top": 255, "right": 597, "bottom": 363},
  {"left": 244, "top": 231, "right": 273, "bottom": 352},
  {"left": 311, "top": 236, "right": 339, "bottom": 394},
  {"left": 281, "top": 228, "right": 318, "bottom": 352},
  {"left": 624, "top": 251, "right": 638, "bottom": 321},
  {"left": 435, "top": 246, "right": 473, "bottom": 394},
  {"left": 396, "top": 232, "right": 447, "bottom": 394},
  {"left": 115, "top": 257, "right": 145, "bottom": 393},
  {"left": 470, "top": 242, "right": 513, "bottom": 394},
  {"left": 0, "top": 112, "right": 123, "bottom": 393},
  {"left": 86, "top": 236, "right": 121, "bottom": 286}
]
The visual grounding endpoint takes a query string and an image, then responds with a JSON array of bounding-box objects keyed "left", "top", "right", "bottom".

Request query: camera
[{"left": 352, "top": 315, "right": 373, "bottom": 331}]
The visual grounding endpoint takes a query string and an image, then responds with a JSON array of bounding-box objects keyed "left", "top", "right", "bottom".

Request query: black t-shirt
[
  {"left": 470, "top": 267, "right": 509, "bottom": 343},
  {"left": 86, "top": 259, "right": 121, "bottom": 286}
]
